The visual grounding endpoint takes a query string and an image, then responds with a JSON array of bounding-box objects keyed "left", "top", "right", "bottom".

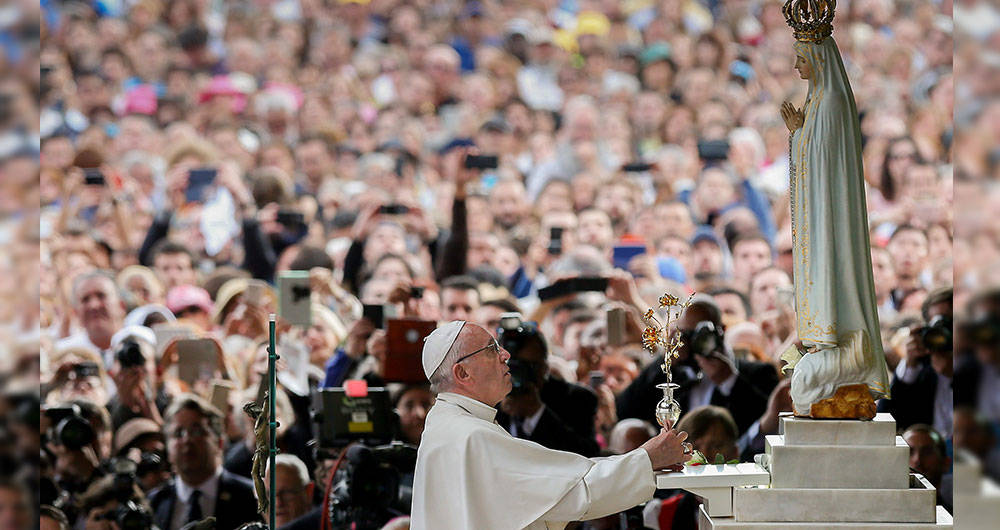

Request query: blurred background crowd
[{"left": 0, "top": 0, "right": 997, "bottom": 529}]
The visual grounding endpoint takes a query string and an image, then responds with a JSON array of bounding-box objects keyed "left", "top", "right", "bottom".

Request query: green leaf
[{"left": 713, "top": 453, "right": 726, "bottom": 465}]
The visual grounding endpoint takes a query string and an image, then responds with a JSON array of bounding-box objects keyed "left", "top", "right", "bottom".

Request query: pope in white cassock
[{"left": 410, "top": 321, "right": 691, "bottom": 530}]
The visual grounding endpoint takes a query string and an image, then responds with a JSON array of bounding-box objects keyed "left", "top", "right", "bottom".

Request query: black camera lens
[
  {"left": 919, "top": 315, "right": 953, "bottom": 352},
  {"left": 116, "top": 340, "right": 146, "bottom": 368},
  {"left": 54, "top": 414, "right": 96, "bottom": 450}
]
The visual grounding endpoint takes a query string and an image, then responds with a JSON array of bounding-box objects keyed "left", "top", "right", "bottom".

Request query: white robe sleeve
[{"left": 538, "top": 449, "right": 657, "bottom": 523}]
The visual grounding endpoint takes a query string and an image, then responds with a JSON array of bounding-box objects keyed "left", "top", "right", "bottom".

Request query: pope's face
[{"left": 460, "top": 326, "right": 512, "bottom": 405}]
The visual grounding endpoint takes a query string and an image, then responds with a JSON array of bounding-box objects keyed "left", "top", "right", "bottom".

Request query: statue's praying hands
[{"left": 781, "top": 101, "right": 804, "bottom": 132}]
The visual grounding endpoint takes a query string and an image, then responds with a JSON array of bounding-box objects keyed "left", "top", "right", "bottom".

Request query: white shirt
[
  {"left": 510, "top": 404, "right": 546, "bottom": 438},
  {"left": 895, "top": 362, "right": 954, "bottom": 436},
  {"left": 171, "top": 468, "right": 222, "bottom": 530},
  {"left": 688, "top": 371, "right": 739, "bottom": 409},
  {"left": 411, "top": 392, "right": 656, "bottom": 529}
]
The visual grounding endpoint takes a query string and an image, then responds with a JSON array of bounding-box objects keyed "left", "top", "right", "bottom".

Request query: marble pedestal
[{"left": 688, "top": 414, "right": 952, "bottom": 528}]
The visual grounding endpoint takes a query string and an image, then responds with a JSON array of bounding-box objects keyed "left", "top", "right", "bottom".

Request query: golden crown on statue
[{"left": 782, "top": 0, "right": 836, "bottom": 43}]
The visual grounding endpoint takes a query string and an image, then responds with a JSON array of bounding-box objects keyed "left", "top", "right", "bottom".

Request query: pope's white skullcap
[{"left": 422, "top": 320, "right": 467, "bottom": 379}]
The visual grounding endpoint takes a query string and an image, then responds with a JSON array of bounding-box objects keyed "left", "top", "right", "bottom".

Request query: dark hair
[
  {"left": 289, "top": 245, "right": 334, "bottom": 271},
  {"left": 921, "top": 286, "right": 953, "bottom": 322},
  {"left": 676, "top": 405, "right": 738, "bottom": 444},
  {"left": 202, "top": 266, "right": 252, "bottom": 301},
  {"left": 165, "top": 393, "right": 225, "bottom": 438},
  {"left": 482, "top": 298, "right": 521, "bottom": 313},
  {"left": 40, "top": 505, "right": 70, "bottom": 530},
  {"left": 708, "top": 286, "right": 751, "bottom": 318},
  {"left": 880, "top": 137, "right": 922, "bottom": 202},
  {"left": 441, "top": 275, "right": 480, "bottom": 294},
  {"left": 903, "top": 424, "right": 946, "bottom": 458},
  {"left": 150, "top": 239, "right": 195, "bottom": 265},
  {"left": 730, "top": 231, "right": 771, "bottom": 255}
]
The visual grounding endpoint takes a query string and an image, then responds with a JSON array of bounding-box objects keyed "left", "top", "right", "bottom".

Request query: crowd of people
[{"left": 0, "top": 0, "right": 993, "bottom": 528}]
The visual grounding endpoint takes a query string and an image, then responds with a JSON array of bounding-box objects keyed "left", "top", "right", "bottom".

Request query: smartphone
[
  {"left": 607, "top": 308, "right": 627, "bottom": 347},
  {"left": 278, "top": 271, "right": 312, "bottom": 327},
  {"left": 697, "top": 139, "right": 730, "bottom": 162},
  {"left": 378, "top": 204, "right": 410, "bottom": 215},
  {"left": 186, "top": 167, "right": 217, "bottom": 203},
  {"left": 622, "top": 162, "right": 653, "bottom": 173},
  {"left": 573, "top": 277, "right": 610, "bottom": 293},
  {"left": 588, "top": 370, "right": 605, "bottom": 389},
  {"left": 362, "top": 304, "right": 386, "bottom": 329},
  {"left": 83, "top": 168, "right": 106, "bottom": 186},
  {"left": 463, "top": 154, "right": 499, "bottom": 170},
  {"left": 276, "top": 209, "right": 306, "bottom": 228},
  {"left": 548, "top": 226, "right": 564, "bottom": 256},
  {"left": 152, "top": 324, "right": 193, "bottom": 359},
  {"left": 175, "top": 338, "right": 219, "bottom": 386},
  {"left": 612, "top": 244, "right": 647, "bottom": 270},
  {"left": 209, "top": 379, "right": 234, "bottom": 414},
  {"left": 383, "top": 319, "right": 439, "bottom": 383},
  {"left": 243, "top": 280, "right": 269, "bottom": 307},
  {"left": 410, "top": 286, "right": 425, "bottom": 299}
]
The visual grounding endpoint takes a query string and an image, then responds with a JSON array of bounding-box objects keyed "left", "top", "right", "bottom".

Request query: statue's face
[{"left": 794, "top": 54, "right": 812, "bottom": 80}]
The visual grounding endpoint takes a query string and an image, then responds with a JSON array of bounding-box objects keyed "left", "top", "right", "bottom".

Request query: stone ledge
[
  {"left": 779, "top": 412, "right": 897, "bottom": 446},
  {"left": 766, "top": 435, "right": 910, "bottom": 489},
  {"left": 732, "top": 474, "right": 937, "bottom": 523},
  {"left": 699, "top": 505, "right": 953, "bottom": 529}
]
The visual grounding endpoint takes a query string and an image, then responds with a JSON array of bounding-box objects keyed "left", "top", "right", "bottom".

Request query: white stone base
[
  {"left": 779, "top": 413, "right": 897, "bottom": 446},
  {"left": 766, "top": 435, "right": 910, "bottom": 489},
  {"left": 699, "top": 505, "right": 953, "bottom": 529},
  {"left": 732, "top": 474, "right": 938, "bottom": 523}
]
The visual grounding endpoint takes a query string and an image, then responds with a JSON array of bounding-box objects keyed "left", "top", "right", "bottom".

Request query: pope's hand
[{"left": 640, "top": 428, "right": 690, "bottom": 471}]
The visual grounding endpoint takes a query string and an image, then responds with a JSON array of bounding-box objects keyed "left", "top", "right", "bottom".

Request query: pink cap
[
  {"left": 197, "top": 75, "right": 247, "bottom": 113},
  {"left": 166, "top": 285, "right": 214, "bottom": 315},
  {"left": 124, "top": 84, "right": 158, "bottom": 115}
]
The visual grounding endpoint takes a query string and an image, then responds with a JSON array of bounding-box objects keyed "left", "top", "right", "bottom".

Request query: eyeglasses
[
  {"left": 168, "top": 425, "right": 211, "bottom": 440},
  {"left": 456, "top": 340, "right": 500, "bottom": 364}
]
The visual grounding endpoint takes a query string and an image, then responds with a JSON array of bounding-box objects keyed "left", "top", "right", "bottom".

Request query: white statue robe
[
  {"left": 410, "top": 392, "right": 656, "bottom": 530},
  {"left": 787, "top": 36, "right": 891, "bottom": 414}
]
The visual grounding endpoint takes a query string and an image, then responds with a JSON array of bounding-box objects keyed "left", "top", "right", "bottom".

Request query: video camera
[
  {"left": 324, "top": 443, "right": 418, "bottom": 530},
  {"left": 916, "top": 315, "right": 953, "bottom": 353},
  {"left": 312, "top": 384, "right": 394, "bottom": 449},
  {"left": 496, "top": 313, "right": 545, "bottom": 396}
]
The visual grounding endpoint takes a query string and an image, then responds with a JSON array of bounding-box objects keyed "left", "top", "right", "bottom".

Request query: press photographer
[
  {"left": 879, "top": 287, "right": 954, "bottom": 434},
  {"left": 78, "top": 459, "right": 156, "bottom": 530},
  {"left": 616, "top": 296, "right": 778, "bottom": 449},
  {"left": 495, "top": 313, "right": 600, "bottom": 457}
]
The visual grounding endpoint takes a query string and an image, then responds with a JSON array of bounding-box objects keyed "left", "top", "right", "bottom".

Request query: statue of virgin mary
[{"left": 779, "top": 0, "right": 890, "bottom": 419}]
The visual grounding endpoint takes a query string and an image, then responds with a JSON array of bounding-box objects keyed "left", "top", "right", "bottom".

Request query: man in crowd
[{"left": 149, "top": 395, "right": 258, "bottom": 530}]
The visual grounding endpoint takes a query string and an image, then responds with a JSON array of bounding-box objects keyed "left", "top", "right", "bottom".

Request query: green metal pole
[{"left": 268, "top": 315, "right": 277, "bottom": 530}]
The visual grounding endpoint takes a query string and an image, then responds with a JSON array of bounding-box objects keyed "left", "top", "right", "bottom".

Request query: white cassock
[{"left": 411, "top": 392, "right": 656, "bottom": 530}]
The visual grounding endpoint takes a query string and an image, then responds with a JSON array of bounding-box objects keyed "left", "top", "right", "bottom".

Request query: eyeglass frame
[{"left": 455, "top": 340, "right": 501, "bottom": 364}]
